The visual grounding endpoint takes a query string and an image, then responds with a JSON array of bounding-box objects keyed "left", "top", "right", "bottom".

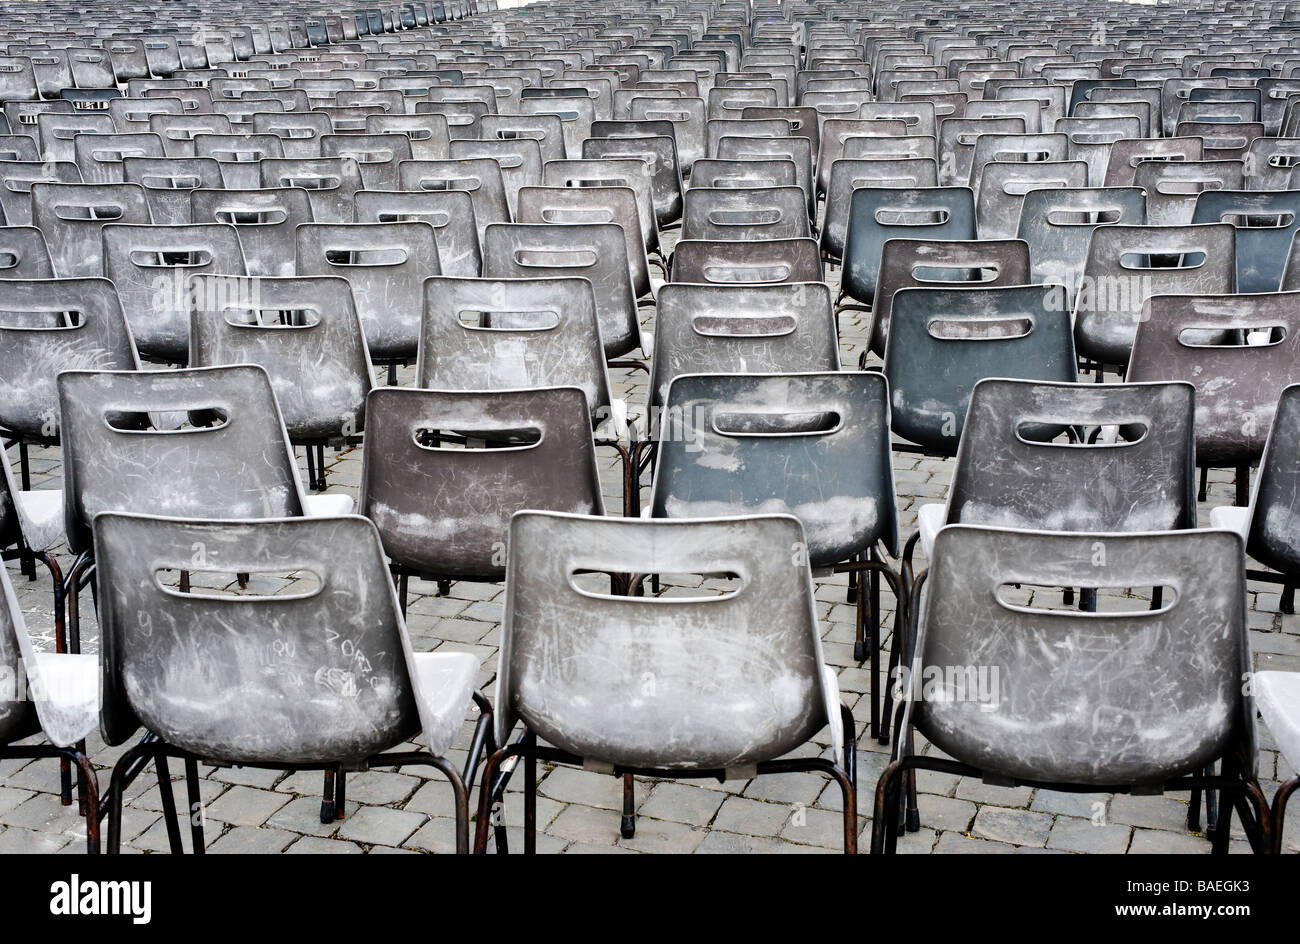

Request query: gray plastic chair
[
  {"left": 869, "top": 238, "right": 1031, "bottom": 359},
  {"left": 913, "top": 378, "right": 1198, "bottom": 563},
  {"left": 417, "top": 275, "right": 613, "bottom": 428},
  {"left": 1191, "top": 190, "right": 1300, "bottom": 294},
  {"left": 397, "top": 157, "right": 509, "bottom": 246},
  {"left": 295, "top": 221, "right": 440, "bottom": 370},
  {"left": 1016, "top": 187, "right": 1147, "bottom": 307},
  {"left": 96, "top": 512, "right": 490, "bottom": 854},
  {"left": 649, "top": 369, "right": 901, "bottom": 737},
  {"left": 354, "top": 188, "right": 480, "bottom": 278},
  {"left": 0, "top": 160, "right": 83, "bottom": 227},
  {"left": 475, "top": 511, "right": 856, "bottom": 853},
  {"left": 0, "top": 560, "right": 100, "bottom": 853},
  {"left": 669, "top": 237, "right": 823, "bottom": 285},
  {"left": 189, "top": 187, "right": 314, "bottom": 278},
  {"left": 681, "top": 185, "right": 809, "bottom": 241},
  {"left": 188, "top": 274, "right": 373, "bottom": 490},
  {"left": 649, "top": 282, "right": 839, "bottom": 414},
  {"left": 874, "top": 525, "right": 1266, "bottom": 854},
  {"left": 1073, "top": 223, "right": 1237, "bottom": 373},
  {"left": 481, "top": 222, "right": 644, "bottom": 359},
  {"left": 121, "top": 156, "right": 224, "bottom": 226},
  {"left": 1129, "top": 291, "right": 1300, "bottom": 502},
  {"left": 1136, "top": 160, "right": 1245, "bottom": 227},
  {"left": 976, "top": 160, "right": 1089, "bottom": 241},
  {"left": 258, "top": 157, "right": 362, "bottom": 223},
  {"left": 192, "top": 132, "right": 286, "bottom": 190},
  {"left": 102, "top": 222, "right": 246, "bottom": 364},
  {"left": 30, "top": 182, "right": 152, "bottom": 278},
  {"left": 360, "top": 385, "right": 604, "bottom": 596}
]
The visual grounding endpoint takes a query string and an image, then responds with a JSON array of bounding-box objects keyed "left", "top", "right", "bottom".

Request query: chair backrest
[
  {"left": 58, "top": 364, "right": 306, "bottom": 556},
  {"left": 190, "top": 187, "right": 313, "bottom": 277},
  {"left": 1191, "top": 190, "right": 1300, "bottom": 293},
  {"left": 871, "top": 238, "right": 1031, "bottom": 357},
  {"left": 189, "top": 274, "right": 373, "bottom": 443},
  {"left": 498, "top": 511, "right": 835, "bottom": 769},
  {"left": 1016, "top": 186, "right": 1147, "bottom": 303},
  {"left": 884, "top": 284, "right": 1077, "bottom": 453},
  {"left": 583, "top": 131, "right": 684, "bottom": 229},
  {"left": 0, "top": 560, "right": 41, "bottom": 746},
  {"left": 93, "top": 513, "right": 420, "bottom": 760},
  {"left": 0, "top": 160, "right": 83, "bottom": 227},
  {"left": 1103, "top": 136, "right": 1203, "bottom": 186},
  {"left": 366, "top": 112, "right": 451, "bottom": 161},
  {"left": 821, "top": 157, "right": 939, "bottom": 260},
  {"left": 295, "top": 221, "right": 439, "bottom": 362},
  {"left": 0, "top": 277, "right": 139, "bottom": 442},
  {"left": 650, "top": 370, "right": 898, "bottom": 565},
  {"left": 354, "top": 188, "right": 480, "bottom": 278},
  {"left": 417, "top": 275, "right": 612, "bottom": 421},
  {"left": 914, "top": 525, "right": 1253, "bottom": 785},
  {"left": 193, "top": 132, "right": 286, "bottom": 189},
  {"left": 541, "top": 157, "right": 658, "bottom": 250},
  {"left": 842, "top": 186, "right": 976, "bottom": 305},
  {"left": 1243, "top": 383, "right": 1300, "bottom": 574},
  {"left": 1073, "top": 222, "right": 1237, "bottom": 367},
  {"left": 102, "top": 222, "right": 246, "bottom": 363},
  {"left": 30, "top": 182, "right": 152, "bottom": 278},
  {"left": 681, "top": 184, "right": 809, "bottom": 241},
  {"left": 976, "top": 160, "right": 1089, "bottom": 240},
  {"left": 121, "top": 156, "right": 225, "bottom": 225},
  {"left": 1128, "top": 291, "right": 1300, "bottom": 466},
  {"left": 0, "top": 225, "right": 55, "bottom": 279},
  {"left": 360, "top": 385, "right": 604, "bottom": 579},
  {"left": 397, "top": 157, "right": 508, "bottom": 246},
  {"left": 481, "top": 221, "right": 642, "bottom": 358},
  {"left": 1135, "top": 160, "right": 1244, "bottom": 227},
  {"left": 321, "top": 132, "right": 413, "bottom": 191},
  {"left": 949, "top": 378, "right": 1197, "bottom": 532},
  {"left": 515, "top": 184, "right": 652, "bottom": 299},
  {"left": 650, "top": 282, "right": 838, "bottom": 411},
  {"left": 257, "top": 156, "right": 362, "bottom": 223},
  {"left": 669, "top": 237, "right": 823, "bottom": 285}
]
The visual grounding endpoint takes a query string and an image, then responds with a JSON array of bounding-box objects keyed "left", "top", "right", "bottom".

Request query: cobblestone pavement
[{"left": 2, "top": 230, "right": 1296, "bottom": 855}]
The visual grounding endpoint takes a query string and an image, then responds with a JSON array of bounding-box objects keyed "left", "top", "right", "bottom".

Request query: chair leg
[
  {"left": 1283, "top": 582, "right": 1296, "bottom": 616},
  {"left": 871, "top": 759, "right": 906, "bottom": 854},
  {"left": 621, "top": 773, "right": 636, "bottom": 838},
  {"left": 155, "top": 750, "right": 184, "bottom": 854},
  {"left": 1271, "top": 776, "right": 1299, "bottom": 854},
  {"left": 524, "top": 735, "right": 537, "bottom": 854},
  {"left": 185, "top": 756, "right": 205, "bottom": 854},
  {"left": 1236, "top": 464, "right": 1251, "bottom": 507},
  {"left": 67, "top": 748, "right": 100, "bottom": 854},
  {"left": 1198, "top": 465, "right": 1209, "bottom": 502},
  {"left": 106, "top": 740, "right": 155, "bottom": 854},
  {"left": 425, "top": 755, "right": 470, "bottom": 854}
]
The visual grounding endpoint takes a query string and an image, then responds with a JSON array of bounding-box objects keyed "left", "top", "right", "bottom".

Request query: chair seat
[
  {"left": 409, "top": 650, "right": 479, "bottom": 757},
  {"left": 303, "top": 494, "right": 355, "bottom": 517},
  {"left": 917, "top": 502, "right": 946, "bottom": 560},
  {"left": 1209, "top": 504, "right": 1251, "bottom": 541},
  {"left": 1256, "top": 671, "right": 1300, "bottom": 774},
  {"left": 13, "top": 489, "right": 63, "bottom": 553},
  {"left": 29, "top": 652, "right": 99, "bottom": 748}
]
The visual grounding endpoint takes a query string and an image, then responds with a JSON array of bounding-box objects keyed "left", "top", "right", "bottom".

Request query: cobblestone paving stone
[{"left": 1, "top": 224, "right": 1294, "bottom": 855}]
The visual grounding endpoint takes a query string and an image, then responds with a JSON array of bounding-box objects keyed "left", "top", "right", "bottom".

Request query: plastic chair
[
  {"left": 121, "top": 156, "right": 224, "bottom": 226},
  {"left": 1191, "top": 190, "right": 1300, "bottom": 294},
  {"left": 1073, "top": 222, "right": 1237, "bottom": 374},
  {"left": 874, "top": 525, "right": 1267, "bottom": 854},
  {"left": 96, "top": 512, "right": 491, "bottom": 854},
  {"left": 295, "top": 221, "right": 440, "bottom": 372},
  {"left": 189, "top": 187, "right": 313, "bottom": 278},
  {"left": 839, "top": 186, "right": 976, "bottom": 328},
  {"left": 188, "top": 274, "right": 373, "bottom": 490},
  {"left": 868, "top": 238, "right": 1031, "bottom": 359},
  {"left": 649, "top": 370, "right": 901, "bottom": 738},
  {"left": 475, "top": 511, "right": 856, "bottom": 853},
  {"left": 101, "top": 222, "right": 246, "bottom": 364},
  {"left": 669, "top": 237, "right": 823, "bottom": 285},
  {"left": 481, "top": 222, "right": 645, "bottom": 360},
  {"left": 354, "top": 188, "right": 480, "bottom": 278},
  {"left": 30, "top": 182, "right": 152, "bottom": 278},
  {"left": 680, "top": 185, "right": 809, "bottom": 241}
]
